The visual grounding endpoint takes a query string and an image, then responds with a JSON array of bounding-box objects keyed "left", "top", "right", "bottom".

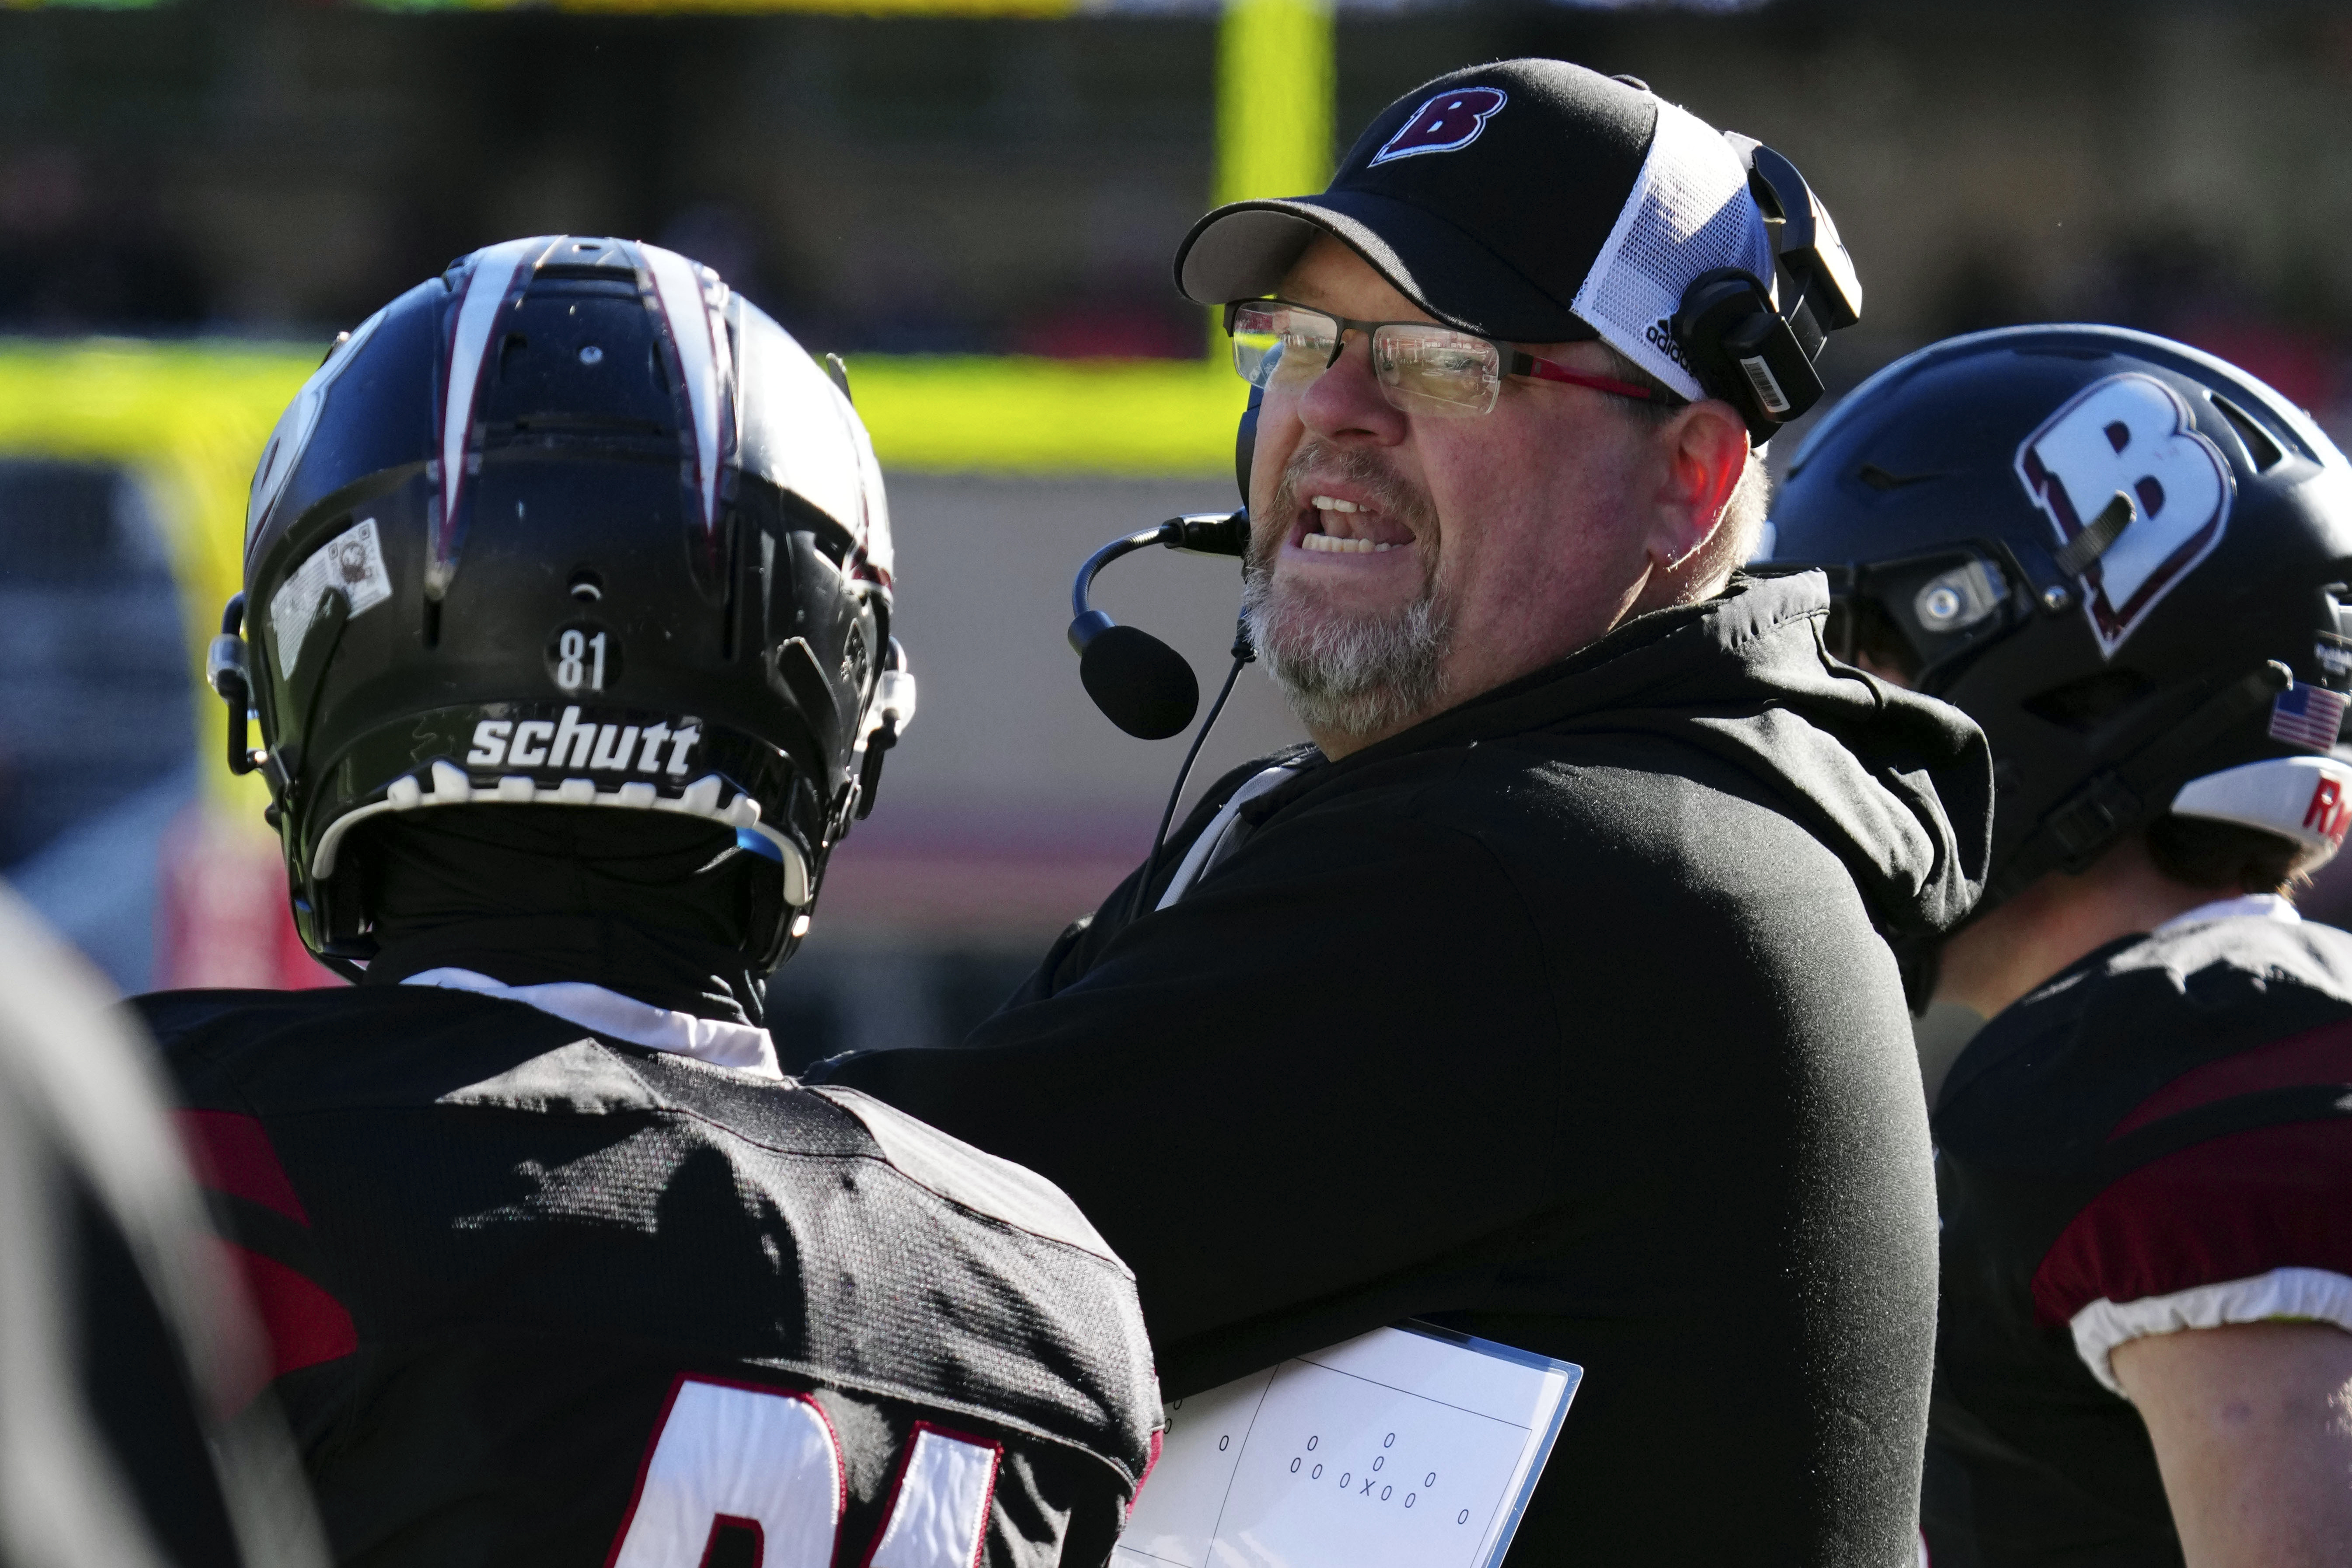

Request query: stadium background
[{"left": 6, "top": 0, "right": 2351, "bottom": 1061}]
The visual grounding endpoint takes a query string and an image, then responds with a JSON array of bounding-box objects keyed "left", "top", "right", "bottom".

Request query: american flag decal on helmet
[{"left": 2269, "top": 683, "right": 2348, "bottom": 751}]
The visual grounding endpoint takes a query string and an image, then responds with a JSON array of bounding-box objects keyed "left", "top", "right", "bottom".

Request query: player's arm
[
  {"left": 2110, "top": 1320, "right": 2352, "bottom": 1568},
  {"left": 2022, "top": 1014, "right": 2352, "bottom": 1566}
]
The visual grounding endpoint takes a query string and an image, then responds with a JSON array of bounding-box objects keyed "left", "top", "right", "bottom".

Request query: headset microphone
[
  {"left": 1067, "top": 381, "right": 1265, "bottom": 916},
  {"left": 1067, "top": 510, "right": 1250, "bottom": 738}
]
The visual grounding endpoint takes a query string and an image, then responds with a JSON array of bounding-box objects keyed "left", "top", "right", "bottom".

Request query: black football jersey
[
  {"left": 132, "top": 984, "right": 1160, "bottom": 1568},
  {"left": 1926, "top": 909, "right": 2352, "bottom": 1568}
]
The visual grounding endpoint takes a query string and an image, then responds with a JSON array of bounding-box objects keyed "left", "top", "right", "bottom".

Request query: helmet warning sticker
[
  {"left": 270, "top": 516, "right": 393, "bottom": 679},
  {"left": 2317, "top": 631, "right": 2352, "bottom": 689},
  {"left": 2015, "top": 372, "right": 2233, "bottom": 659}
]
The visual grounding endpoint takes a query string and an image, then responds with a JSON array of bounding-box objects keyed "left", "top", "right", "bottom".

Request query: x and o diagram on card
[{"left": 1115, "top": 1324, "right": 1580, "bottom": 1568}]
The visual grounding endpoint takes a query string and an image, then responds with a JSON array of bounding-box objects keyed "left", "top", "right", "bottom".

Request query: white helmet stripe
[
  {"left": 439, "top": 237, "right": 544, "bottom": 552},
  {"left": 640, "top": 243, "right": 732, "bottom": 536}
]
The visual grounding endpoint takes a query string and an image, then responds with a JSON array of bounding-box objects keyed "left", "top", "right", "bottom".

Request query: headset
[
  {"left": 1070, "top": 136, "right": 1859, "bottom": 892},
  {"left": 1674, "top": 138, "right": 1863, "bottom": 443}
]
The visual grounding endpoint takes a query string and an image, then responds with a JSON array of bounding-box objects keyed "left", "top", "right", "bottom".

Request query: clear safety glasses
[{"left": 1226, "top": 299, "right": 1662, "bottom": 419}]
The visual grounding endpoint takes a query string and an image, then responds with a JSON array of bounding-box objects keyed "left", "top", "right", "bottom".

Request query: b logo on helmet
[
  {"left": 2015, "top": 373, "right": 2233, "bottom": 658},
  {"left": 1370, "top": 87, "right": 1508, "bottom": 166}
]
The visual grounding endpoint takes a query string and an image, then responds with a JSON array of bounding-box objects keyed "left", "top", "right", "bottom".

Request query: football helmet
[
  {"left": 1767, "top": 324, "right": 2352, "bottom": 910},
  {"left": 210, "top": 236, "right": 913, "bottom": 972}
]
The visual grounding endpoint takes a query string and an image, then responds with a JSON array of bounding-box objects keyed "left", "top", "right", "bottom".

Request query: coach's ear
[{"left": 1644, "top": 397, "right": 1750, "bottom": 576}]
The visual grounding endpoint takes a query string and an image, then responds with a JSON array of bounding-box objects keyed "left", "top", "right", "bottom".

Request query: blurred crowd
[{"left": 0, "top": 3, "right": 2349, "bottom": 392}]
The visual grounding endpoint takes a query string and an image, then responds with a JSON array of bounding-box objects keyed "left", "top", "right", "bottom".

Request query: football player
[
  {"left": 1770, "top": 324, "right": 2352, "bottom": 1566},
  {"left": 153, "top": 237, "right": 1159, "bottom": 1567}
]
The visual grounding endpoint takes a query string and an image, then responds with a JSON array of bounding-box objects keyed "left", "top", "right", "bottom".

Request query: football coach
[{"left": 826, "top": 60, "right": 1991, "bottom": 1564}]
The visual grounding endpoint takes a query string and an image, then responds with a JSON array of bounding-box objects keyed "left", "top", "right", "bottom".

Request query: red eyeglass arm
[{"left": 1509, "top": 352, "right": 1657, "bottom": 403}]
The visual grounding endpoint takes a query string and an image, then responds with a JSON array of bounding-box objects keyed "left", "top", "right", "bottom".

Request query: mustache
[{"left": 1255, "top": 440, "right": 1441, "bottom": 575}]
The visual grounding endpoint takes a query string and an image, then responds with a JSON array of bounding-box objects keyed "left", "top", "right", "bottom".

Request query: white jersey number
[{"left": 609, "top": 1379, "right": 1000, "bottom": 1568}]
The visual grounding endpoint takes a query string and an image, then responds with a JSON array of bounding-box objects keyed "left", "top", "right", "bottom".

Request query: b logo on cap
[{"left": 1370, "top": 87, "right": 1508, "bottom": 166}]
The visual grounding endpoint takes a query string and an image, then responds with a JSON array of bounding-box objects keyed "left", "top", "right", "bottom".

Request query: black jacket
[{"left": 825, "top": 573, "right": 1993, "bottom": 1567}]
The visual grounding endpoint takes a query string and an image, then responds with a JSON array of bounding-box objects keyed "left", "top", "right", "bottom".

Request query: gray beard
[
  {"left": 1243, "top": 443, "right": 1452, "bottom": 743},
  {"left": 1244, "top": 572, "right": 1450, "bottom": 741}
]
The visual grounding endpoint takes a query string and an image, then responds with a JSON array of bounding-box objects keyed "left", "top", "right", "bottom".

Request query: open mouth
[{"left": 1296, "top": 492, "right": 1415, "bottom": 556}]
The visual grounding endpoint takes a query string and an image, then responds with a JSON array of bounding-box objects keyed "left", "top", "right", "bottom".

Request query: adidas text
[{"left": 1645, "top": 318, "right": 1690, "bottom": 371}]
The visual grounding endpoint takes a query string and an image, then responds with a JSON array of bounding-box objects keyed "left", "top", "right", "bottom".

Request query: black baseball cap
[{"left": 1173, "top": 58, "right": 1776, "bottom": 404}]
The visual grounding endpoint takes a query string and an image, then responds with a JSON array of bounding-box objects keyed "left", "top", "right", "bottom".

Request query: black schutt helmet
[
  {"left": 1767, "top": 324, "right": 2352, "bottom": 913},
  {"left": 209, "top": 235, "right": 913, "bottom": 972}
]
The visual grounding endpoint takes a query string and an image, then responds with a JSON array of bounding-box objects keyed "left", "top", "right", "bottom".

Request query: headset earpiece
[
  {"left": 1670, "top": 136, "right": 1861, "bottom": 446},
  {"left": 1673, "top": 267, "right": 1825, "bottom": 443},
  {"left": 1674, "top": 133, "right": 1872, "bottom": 446}
]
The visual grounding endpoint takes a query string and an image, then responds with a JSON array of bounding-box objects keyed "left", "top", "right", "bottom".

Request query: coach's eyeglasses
[{"left": 1225, "top": 298, "right": 1662, "bottom": 419}]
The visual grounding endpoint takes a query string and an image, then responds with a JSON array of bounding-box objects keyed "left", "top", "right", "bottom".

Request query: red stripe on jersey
[
  {"left": 212, "top": 1238, "right": 357, "bottom": 1403},
  {"left": 175, "top": 1110, "right": 310, "bottom": 1225},
  {"left": 2108, "top": 1017, "right": 2352, "bottom": 1139},
  {"left": 2032, "top": 1120, "right": 2352, "bottom": 1327}
]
